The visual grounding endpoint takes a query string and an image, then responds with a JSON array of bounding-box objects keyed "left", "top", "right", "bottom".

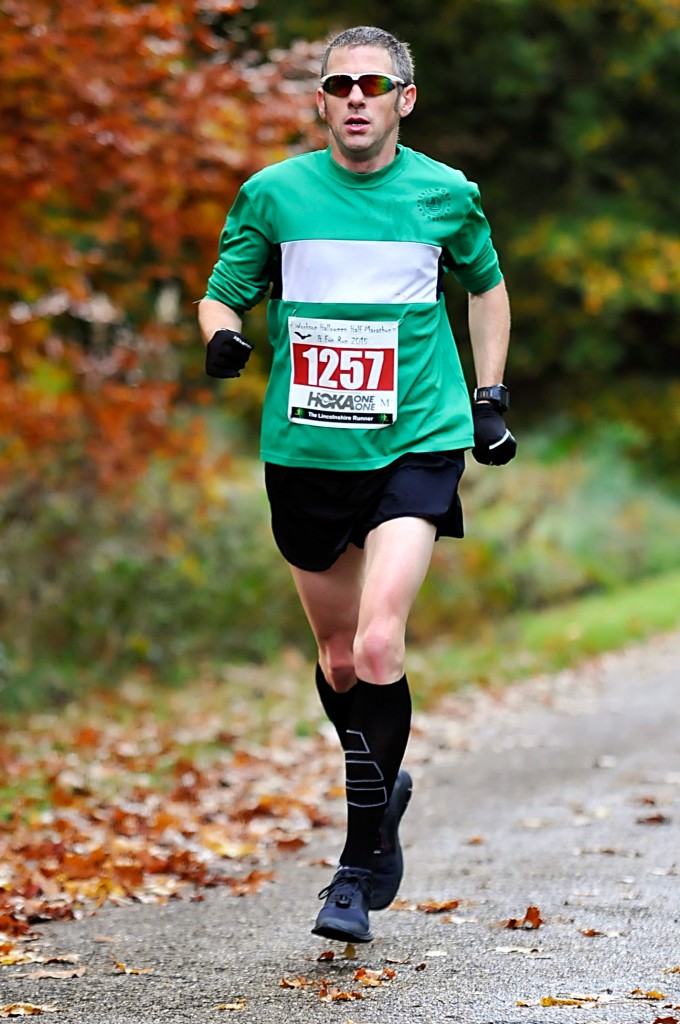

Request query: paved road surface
[{"left": 2, "top": 632, "right": 679, "bottom": 1023}]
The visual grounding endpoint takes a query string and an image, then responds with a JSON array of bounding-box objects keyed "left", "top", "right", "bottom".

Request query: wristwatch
[{"left": 473, "top": 384, "right": 510, "bottom": 413}]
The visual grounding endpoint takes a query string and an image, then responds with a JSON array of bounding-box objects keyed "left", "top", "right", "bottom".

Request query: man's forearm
[
  {"left": 197, "top": 297, "right": 243, "bottom": 344},
  {"left": 468, "top": 279, "right": 511, "bottom": 387}
]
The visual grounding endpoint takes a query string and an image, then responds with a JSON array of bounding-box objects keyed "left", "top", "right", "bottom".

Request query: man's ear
[
  {"left": 399, "top": 83, "right": 417, "bottom": 119},
  {"left": 316, "top": 88, "right": 327, "bottom": 121}
]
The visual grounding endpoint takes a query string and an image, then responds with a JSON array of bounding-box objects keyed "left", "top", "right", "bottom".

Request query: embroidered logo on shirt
[{"left": 417, "top": 188, "right": 451, "bottom": 221}]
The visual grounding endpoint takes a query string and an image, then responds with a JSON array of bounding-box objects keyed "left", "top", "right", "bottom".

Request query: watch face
[{"left": 474, "top": 385, "right": 509, "bottom": 411}]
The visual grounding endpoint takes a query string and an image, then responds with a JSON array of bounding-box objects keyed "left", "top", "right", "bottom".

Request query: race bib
[{"left": 288, "top": 316, "right": 398, "bottom": 428}]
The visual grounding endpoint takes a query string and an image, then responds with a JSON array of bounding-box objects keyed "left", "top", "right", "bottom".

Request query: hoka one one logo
[{"left": 307, "top": 392, "right": 376, "bottom": 411}]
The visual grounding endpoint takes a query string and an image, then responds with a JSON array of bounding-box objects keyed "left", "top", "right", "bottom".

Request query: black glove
[
  {"left": 205, "top": 328, "right": 253, "bottom": 378},
  {"left": 472, "top": 403, "right": 517, "bottom": 466}
]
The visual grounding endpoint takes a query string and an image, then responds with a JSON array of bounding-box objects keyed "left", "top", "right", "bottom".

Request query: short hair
[{"left": 320, "top": 26, "right": 414, "bottom": 84}]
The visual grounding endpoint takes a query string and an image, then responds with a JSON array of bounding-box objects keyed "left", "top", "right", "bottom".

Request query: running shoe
[
  {"left": 370, "top": 769, "right": 413, "bottom": 910},
  {"left": 312, "top": 866, "right": 373, "bottom": 943}
]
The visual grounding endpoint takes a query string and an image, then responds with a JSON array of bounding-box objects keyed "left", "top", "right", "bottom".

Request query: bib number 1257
[{"left": 287, "top": 316, "right": 399, "bottom": 429}]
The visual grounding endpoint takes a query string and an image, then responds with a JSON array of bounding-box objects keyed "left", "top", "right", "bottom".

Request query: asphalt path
[{"left": 2, "top": 631, "right": 679, "bottom": 1023}]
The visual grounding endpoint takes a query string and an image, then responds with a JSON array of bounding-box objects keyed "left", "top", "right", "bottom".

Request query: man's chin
[
  {"left": 341, "top": 135, "right": 372, "bottom": 152},
  {"left": 337, "top": 136, "right": 377, "bottom": 162}
]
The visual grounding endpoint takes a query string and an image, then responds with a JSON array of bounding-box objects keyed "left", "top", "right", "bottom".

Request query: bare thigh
[
  {"left": 289, "top": 517, "right": 437, "bottom": 689},
  {"left": 353, "top": 517, "right": 436, "bottom": 683}
]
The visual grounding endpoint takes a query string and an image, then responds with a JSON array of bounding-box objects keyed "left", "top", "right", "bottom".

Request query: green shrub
[
  {"left": 2, "top": 414, "right": 680, "bottom": 711},
  {"left": 410, "top": 424, "right": 680, "bottom": 642},
  {"left": 0, "top": 454, "right": 311, "bottom": 710}
]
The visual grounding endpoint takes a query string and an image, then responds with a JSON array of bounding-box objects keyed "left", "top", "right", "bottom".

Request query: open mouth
[{"left": 345, "top": 117, "right": 370, "bottom": 132}]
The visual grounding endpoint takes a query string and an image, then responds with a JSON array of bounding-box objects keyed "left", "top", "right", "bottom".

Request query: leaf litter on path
[{"left": 0, "top": 676, "right": 342, "bottom": 956}]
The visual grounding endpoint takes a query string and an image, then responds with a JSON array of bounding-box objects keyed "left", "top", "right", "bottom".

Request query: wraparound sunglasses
[{"left": 320, "top": 72, "right": 406, "bottom": 97}]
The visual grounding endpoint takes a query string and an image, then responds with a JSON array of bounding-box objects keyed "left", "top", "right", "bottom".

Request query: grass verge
[{"left": 412, "top": 568, "right": 680, "bottom": 708}]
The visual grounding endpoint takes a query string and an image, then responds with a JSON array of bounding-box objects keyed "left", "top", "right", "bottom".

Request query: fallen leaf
[
  {"left": 463, "top": 836, "right": 485, "bottom": 845},
  {"left": 505, "top": 905, "right": 544, "bottom": 930},
  {"left": 216, "top": 1001, "right": 246, "bottom": 1011},
  {"left": 0, "top": 915, "right": 35, "bottom": 938},
  {"left": 652, "top": 1017, "right": 679, "bottom": 1024},
  {"left": 317, "top": 951, "right": 335, "bottom": 962},
  {"left": 343, "top": 943, "right": 357, "bottom": 959},
  {"left": 415, "top": 962, "right": 427, "bottom": 972},
  {"left": 275, "top": 836, "right": 307, "bottom": 852},
  {"left": 388, "top": 898, "right": 414, "bottom": 911},
  {"left": 279, "top": 976, "right": 315, "bottom": 990},
  {"left": 518, "top": 992, "right": 608, "bottom": 1008},
  {"left": 353, "top": 967, "right": 395, "bottom": 987},
  {"left": 199, "top": 831, "right": 257, "bottom": 859},
  {"left": 319, "top": 986, "right": 363, "bottom": 1003},
  {"left": 541, "top": 995, "right": 596, "bottom": 1007},
  {"left": 664, "top": 967, "right": 680, "bottom": 975},
  {"left": 637, "top": 814, "right": 671, "bottom": 825},
  {"left": 26, "top": 966, "right": 86, "bottom": 980},
  {"left": 222, "top": 870, "right": 276, "bottom": 896},
  {"left": 0, "top": 1008, "right": 60, "bottom": 1018},
  {"left": 630, "top": 989, "right": 666, "bottom": 1001},
  {"left": 416, "top": 899, "right": 460, "bottom": 914},
  {"left": 112, "top": 960, "right": 153, "bottom": 975},
  {"left": 580, "top": 928, "right": 604, "bottom": 937}
]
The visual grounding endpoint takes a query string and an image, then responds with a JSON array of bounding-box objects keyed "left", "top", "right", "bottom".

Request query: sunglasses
[{"left": 320, "top": 72, "right": 406, "bottom": 98}]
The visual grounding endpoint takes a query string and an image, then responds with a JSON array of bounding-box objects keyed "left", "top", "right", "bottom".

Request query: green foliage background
[
  {"left": 256, "top": 0, "right": 680, "bottom": 402},
  {"left": 3, "top": 417, "right": 680, "bottom": 713}
]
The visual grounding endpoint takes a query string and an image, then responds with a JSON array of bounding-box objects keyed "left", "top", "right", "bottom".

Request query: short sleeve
[
  {"left": 445, "top": 186, "right": 503, "bottom": 295},
  {"left": 204, "top": 188, "right": 274, "bottom": 314}
]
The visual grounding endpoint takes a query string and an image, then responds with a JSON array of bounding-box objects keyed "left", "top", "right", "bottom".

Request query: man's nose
[{"left": 347, "top": 83, "right": 366, "bottom": 104}]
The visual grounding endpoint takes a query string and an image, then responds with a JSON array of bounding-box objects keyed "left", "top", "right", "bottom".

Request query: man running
[{"left": 198, "top": 25, "right": 516, "bottom": 944}]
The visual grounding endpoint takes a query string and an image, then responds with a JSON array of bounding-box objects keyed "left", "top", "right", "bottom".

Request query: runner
[{"left": 198, "top": 25, "right": 516, "bottom": 943}]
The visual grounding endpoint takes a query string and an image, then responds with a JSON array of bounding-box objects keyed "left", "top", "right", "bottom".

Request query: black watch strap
[{"left": 473, "top": 384, "right": 510, "bottom": 413}]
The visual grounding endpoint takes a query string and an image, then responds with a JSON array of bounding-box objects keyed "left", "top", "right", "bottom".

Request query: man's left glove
[
  {"left": 205, "top": 328, "right": 254, "bottom": 378},
  {"left": 472, "top": 404, "right": 517, "bottom": 466}
]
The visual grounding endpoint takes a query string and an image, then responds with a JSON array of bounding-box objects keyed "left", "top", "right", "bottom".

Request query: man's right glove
[
  {"left": 472, "top": 404, "right": 517, "bottom": 466},
  {"left": 205, "top": 328, "right": 254, "bottom": 378}
]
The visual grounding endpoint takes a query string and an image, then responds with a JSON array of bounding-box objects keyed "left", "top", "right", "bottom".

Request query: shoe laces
[{"left": 318, "top": 868, "right": 372, "bottom": 907}]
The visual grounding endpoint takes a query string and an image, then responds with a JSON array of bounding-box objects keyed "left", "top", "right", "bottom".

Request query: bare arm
[
  {"left": 467, "top": 279, "right": 511, "bottom": 388},
  {"left": 197, "top": 297, "right": 243, "bottom": 344}
]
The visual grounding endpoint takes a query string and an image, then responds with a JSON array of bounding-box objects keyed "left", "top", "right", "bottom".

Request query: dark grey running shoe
[
  {"left": 370, "top": 769, "right": 413, "bottom": 910},
  {"left": 312, "top": 866, "right": 373, "bottom": 943}
]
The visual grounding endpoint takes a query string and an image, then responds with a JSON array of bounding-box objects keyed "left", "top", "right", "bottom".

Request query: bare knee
[
  {"left": 353, "top": 616, "right": 405, "bottom": 685},
  {"left": 318, "top": 641, "right": 356, "bottom": 693}
]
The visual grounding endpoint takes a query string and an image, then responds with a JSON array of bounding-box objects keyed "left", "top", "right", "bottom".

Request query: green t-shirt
[{"left": 205, "top": 146, "right": 503, "bottom": 470}]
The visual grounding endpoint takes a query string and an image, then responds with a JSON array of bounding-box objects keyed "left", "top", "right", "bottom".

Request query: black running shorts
[{"left": 264, "top": 450, "right": 465, "bottom": 572}]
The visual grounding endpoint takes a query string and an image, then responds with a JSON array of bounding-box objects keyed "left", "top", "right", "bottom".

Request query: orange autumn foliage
[{"left": 0, "top": 0, "right": 324, "bottom": 489}]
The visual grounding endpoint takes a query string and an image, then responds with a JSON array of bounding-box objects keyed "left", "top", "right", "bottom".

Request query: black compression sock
[
  {"left": 315, "top": 662, "right": 356, "bottom": 746},
  {"left": 340, "top": 674, "right": 412, "bottom": 868}
]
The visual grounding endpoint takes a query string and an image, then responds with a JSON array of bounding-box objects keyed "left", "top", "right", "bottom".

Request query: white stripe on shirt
[{"left": 280, "top": 239, "right": 442, "bottom": 304}]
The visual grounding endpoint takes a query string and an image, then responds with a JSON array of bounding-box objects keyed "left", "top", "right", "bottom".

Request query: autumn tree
[{"left": 0, "top": 0, "right": 324, "bottom": 489}]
